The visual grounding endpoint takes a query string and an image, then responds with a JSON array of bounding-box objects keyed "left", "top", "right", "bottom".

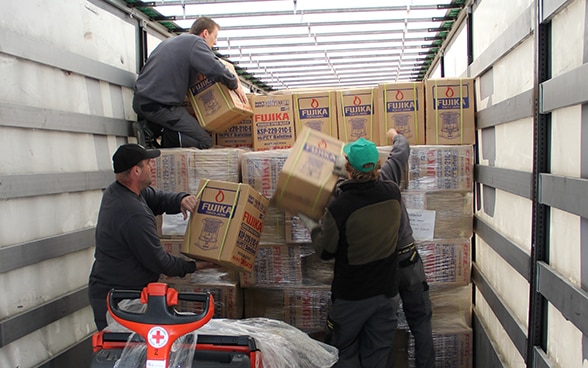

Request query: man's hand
[
  {"left": 298, "top": 213, "right": 319, "bottom": 231},
  {"left": 234, "top": 87, "right": 249, "bottom": 105},
  {"left": 386, "top": 128, "right": 399, "bottom": 143},
  {"left": 180, "top": 195, "right": 198, "bottom": 220},
  {"left": 332, "top": 154, "right": 348, "bottom": 178}
]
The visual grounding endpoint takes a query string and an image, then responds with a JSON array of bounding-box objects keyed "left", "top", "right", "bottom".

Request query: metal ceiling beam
[
  {"left": 240, "top": 58, "right": 422, "bottom": 69},
  {"left": 219, "top": 27, "right": 435, "bottom": 41},
  {"left": 246, "top": 64, "right": 418, "bottom": 76},
  {"left": 208, "top": 17, "right": 454, "bottom": 32},
  {"left": 258, "top": 69, "right": 420, "bottom": 82},
  {"left": 217, "top": 37, "right": 437, "bottom": 51},
  {"left": 155, "top": 3, "right": 461, "bottom": 17},
  {"left": 227, "top": 51, "right": 426, "bottom": 65},
  {"left": 223, "top": 44, "right": 425, "bottom": 58}
]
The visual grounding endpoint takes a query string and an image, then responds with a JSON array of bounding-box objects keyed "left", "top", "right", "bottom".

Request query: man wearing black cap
[
  {"left": 88, "top": 143, "right": 201, "bottom": 331},
  {"left": 300, "top": 137, "right": 403, "bottom": 368}
]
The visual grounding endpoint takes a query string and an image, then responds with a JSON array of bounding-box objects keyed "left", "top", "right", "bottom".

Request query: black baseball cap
[{"left": 112, "top": 144, "right": 161, "bottom": 173}]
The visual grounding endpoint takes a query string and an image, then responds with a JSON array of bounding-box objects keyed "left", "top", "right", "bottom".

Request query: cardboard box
[
  {"left": 417, "top": 238, "right": 471, "bottom": 286},
  {"left": 408, "top": 145, "right": 474, "bottom": 191},
  {"left": 152, "top": 147, "right": 242, "bottom": 194},
  {"left": 214, "top": 116, "right": 253, "bottom": 148},
  {"left": 181, "top": 180, "right": 269, "bottom": 273},
  {"left": 377, "top": 82, "right": 426, "bottom": 145},
  {"left": 187, "top": 60, "right": 253, "bottom": 133},
  {"left": 336, "top": 87, "right": 380, "bottom": 144},
  {"left": 292, "top": 90, "right": 338, "bottom": 139},
  {"left": 251, "top": 94, "right": 296, "bottom": 151},
  {"left": 239, "top": 244, "right": 303, "bottom": 288},
  {"left": 285, "top": 211, "right": 312, "bottom": 244},
  {"left": 240, "top": 149, "right": 290, "bottom": 199},
  {"left": 172, "top": 279, "right": 244, "bottom": 319},
  {"left": 425, "top": 78, "right": 475, "bottom": 145},
  {"left": 244, "top": 286, "right": 331, "bottom": 332},
  {"left": 403, "top": 191, "right": 473, "bottom": 240},
  {"left": 274, "top": 127, "right": 345, "bottom": 220}
]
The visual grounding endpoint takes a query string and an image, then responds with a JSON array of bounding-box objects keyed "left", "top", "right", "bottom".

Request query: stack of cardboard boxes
[{"left": 151, "top": 71, "right": 474, "bottom": 366}]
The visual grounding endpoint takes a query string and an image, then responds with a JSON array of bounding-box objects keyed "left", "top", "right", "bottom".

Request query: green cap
[{"left": 343, "top": 137, "right": 379, "bottom": 172}]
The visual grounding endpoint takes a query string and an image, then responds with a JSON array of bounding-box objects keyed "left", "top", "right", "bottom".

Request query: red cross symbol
[
  {"left": 152, "top": 330, "right": 165, "bottom": 344},
  {"left": 148, "top": 326, "right": 168, "bottom": 348}
]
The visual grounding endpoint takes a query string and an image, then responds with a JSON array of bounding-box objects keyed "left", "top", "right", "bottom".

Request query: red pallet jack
[{"left": 90, "top": 282, "right": 263, "bottom": 368}]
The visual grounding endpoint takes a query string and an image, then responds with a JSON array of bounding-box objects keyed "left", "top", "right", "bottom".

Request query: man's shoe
[{"left": 132, "top": 121, "right": 147, "bottom": 147}]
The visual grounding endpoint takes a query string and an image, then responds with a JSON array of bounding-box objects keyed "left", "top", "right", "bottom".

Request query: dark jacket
[
  {"left": 88, "top": 182, "right": 196, "bottom": 301},
  {"left": 310, "top": 174, "right": 402, "bottom": 301}
]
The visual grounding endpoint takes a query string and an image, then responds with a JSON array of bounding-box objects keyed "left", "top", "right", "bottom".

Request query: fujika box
[
  {"left": 425, "top": 78, "right": 475, "bottom": 145},
  {"left": 292, "top": 90, "right": 338, "bottom": 138},
  {"left": 336, "top": 87, "right": 380, "bottom": 145},
  {"left": 186, "top": 60, "right": 253, "bottom": 133},
  {"left": 251, "top": 93, "right": 296, "bottom": 151},
  {"left": 181, "top": 179, "right": 269, "bottom": 273},
  {"left": 377, "top": 82, "right": 426, "bottom": 145},
  {"left": 274, "top": 127, "right": 345, "bottom": 221}
]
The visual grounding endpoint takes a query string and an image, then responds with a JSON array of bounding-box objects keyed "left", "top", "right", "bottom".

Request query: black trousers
[{"left": 132, "top": 96, "right": 212, "bottom": 149}]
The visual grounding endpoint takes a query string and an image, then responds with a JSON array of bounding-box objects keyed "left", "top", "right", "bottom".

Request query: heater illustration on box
[
  {"left": 199, "top": 90, "right": 221, "bottom": 116},
  {"left": 196, "top": 218, "right": 224, "bottom": 250},
  {"left": 349, "top": 118, "right": 367, "bottom": 140},
  {"left": 305, "top": 120, "right": 324, "bottom": 131},
  {"left": 439, "top": 111, "right": 460, "bottom": 139},
  {"left": 301, "top": 156, "right": 325, "bottom": 180},
  {"left": 392, "top": 114, "right": 412, "bottom": 138}
]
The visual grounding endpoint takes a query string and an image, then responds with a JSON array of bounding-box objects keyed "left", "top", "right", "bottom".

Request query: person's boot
[
  {"left": 133, "top": 120, "right": 160, "bottom": 148},
  {"left": 132, "top": 121, "right": 147, "bottom": 147}
]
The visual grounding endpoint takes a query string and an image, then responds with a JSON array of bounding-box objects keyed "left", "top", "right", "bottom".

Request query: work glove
[
  {"left": 332, "top": 154, "right": 348, "bottom": 178},
  {"left": 297, "top": 213, "right": 320, "bottom": 231}
]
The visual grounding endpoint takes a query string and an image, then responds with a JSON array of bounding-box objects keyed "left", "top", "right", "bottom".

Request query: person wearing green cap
[{"left": 300, "top": 136, "right": 403, "bottom": 367}]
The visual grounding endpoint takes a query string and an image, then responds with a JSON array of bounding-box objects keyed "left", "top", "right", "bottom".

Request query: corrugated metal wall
[
  {"left": 431, "top": 0, "right": 588, "bottom": 367},
  {"left": 0, "top": 0, "right": 144, "bottom": 365}
]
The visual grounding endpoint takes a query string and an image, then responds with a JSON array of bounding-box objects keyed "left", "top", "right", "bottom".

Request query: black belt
[{"left": 140, "top": 102, "right": 168, "bottom": 112}]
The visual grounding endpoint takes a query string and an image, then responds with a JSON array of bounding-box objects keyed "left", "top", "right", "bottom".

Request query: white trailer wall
[
  {"left": 431, "top": 0, "right": 588, "bottom": 367},
  {"left": 0, "top": 0, "right": 148, "bottom": 366}
]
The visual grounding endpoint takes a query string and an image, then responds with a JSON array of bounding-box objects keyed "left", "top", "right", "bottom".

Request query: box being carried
[
  {"left": 274, "top": 127, "right": 345, "bottom": 220},
  {"left": 181, "top": 179, "right": 269, "bottom": 273},
  {"left": 187, "top": 60, "right": 253, "bottom": 133},
  {"left": 425, "top": 78, "right": 475, "bottom": 145}
]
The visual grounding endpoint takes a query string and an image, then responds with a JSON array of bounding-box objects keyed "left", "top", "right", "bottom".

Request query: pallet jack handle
[{"left": 107, "top": 282, "right": 214, "bottom": 368}]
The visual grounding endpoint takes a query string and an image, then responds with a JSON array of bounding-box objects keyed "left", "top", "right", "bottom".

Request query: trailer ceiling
[{"left": 122, "top": 0, "right": 465, "bottom": 92}]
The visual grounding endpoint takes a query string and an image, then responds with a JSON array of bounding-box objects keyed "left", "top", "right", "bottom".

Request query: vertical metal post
[
  {"left": 527, "top": 1, "right": 551, "bottom": 366},
  {"left": 581, "top": 1, "right": 588, "bottom": 362},
  {"left": 137, "top": 20, "right": 148, "bottom": 72}
]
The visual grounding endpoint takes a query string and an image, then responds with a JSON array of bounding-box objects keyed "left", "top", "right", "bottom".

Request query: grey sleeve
[
  {"left": 380, "top": 134, "right": 410, "bottom": 185},
  {"left": 190, "top": 40, "right": 239, "bottom": 90}
]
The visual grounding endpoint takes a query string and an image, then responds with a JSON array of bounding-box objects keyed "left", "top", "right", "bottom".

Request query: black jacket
[{"left": 88, "top": 182, "right": 196, "bottom": 301}]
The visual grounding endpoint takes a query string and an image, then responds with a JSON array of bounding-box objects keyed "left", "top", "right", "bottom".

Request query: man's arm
[
  {"left": 299, "top": 210, "right": 339, "bottom": 260},
  {"left": 380, "top": 128, "right": 410, "bottom": 185}
]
